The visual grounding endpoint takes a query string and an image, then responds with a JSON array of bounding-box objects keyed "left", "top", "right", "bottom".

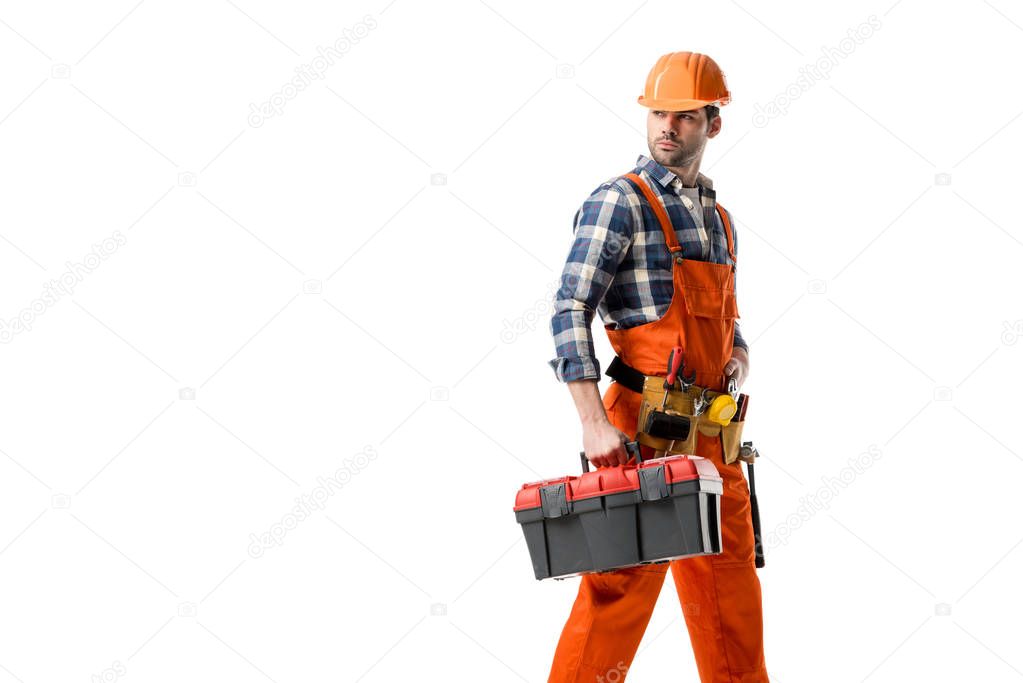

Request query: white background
[{"left": 1, "top": 1, "right": 1021, "bottom": 681}]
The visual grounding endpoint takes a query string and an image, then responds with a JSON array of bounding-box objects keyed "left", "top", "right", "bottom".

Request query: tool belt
[{"left": 606, "top": 355, "right": 751, "bottom": 465}]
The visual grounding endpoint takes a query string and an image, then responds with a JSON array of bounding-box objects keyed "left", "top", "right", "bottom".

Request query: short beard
[{"left": 649, "top": 140, "right": 700, "bottom": 168}]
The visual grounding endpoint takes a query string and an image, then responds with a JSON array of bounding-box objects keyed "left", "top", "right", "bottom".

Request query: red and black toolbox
[{"left": 514, "top": 442, "right": 723, "bottom": 580}]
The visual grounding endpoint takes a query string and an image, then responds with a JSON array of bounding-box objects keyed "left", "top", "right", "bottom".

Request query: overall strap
[
  {"left": 622, "top": 173, "right": 681, "bottom": 254},
  {"left": 715, "top": 203, "right": 736, "bottom": 266}
]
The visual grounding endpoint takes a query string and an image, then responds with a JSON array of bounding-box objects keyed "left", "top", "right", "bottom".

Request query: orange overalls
[{"left": 548, "top": 173, "right": 768, "bottom": 683}]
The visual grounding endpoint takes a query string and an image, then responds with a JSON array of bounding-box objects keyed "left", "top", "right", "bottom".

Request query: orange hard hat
[{"left": 637, "top": 51, "right": 731, "bottom": 111}]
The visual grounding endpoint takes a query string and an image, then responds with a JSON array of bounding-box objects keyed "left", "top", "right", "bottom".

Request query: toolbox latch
[
  {"left": 639, "top": 466, "right": 669, "bottom": 501},
  {"left": 540, "top": 483, "right": 570, "bottom": 518}
]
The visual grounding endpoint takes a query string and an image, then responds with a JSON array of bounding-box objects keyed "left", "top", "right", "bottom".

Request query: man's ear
[{"left": 707, "top": 114, "right": 722, "bottom": 139}]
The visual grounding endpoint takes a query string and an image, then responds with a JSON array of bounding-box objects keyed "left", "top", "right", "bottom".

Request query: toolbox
[{"left": 514, "top": 443, "right": 723, "bottom": 580}]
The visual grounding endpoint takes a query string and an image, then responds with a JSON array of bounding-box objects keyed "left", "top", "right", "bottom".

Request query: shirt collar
[{"left": 635, "top": 154, "right": 714, "bottom": 191}]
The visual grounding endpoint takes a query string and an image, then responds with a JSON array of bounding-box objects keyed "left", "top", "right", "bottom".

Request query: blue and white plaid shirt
[{"left": 548, "top": 154, "right": 748, "bottom": 383}]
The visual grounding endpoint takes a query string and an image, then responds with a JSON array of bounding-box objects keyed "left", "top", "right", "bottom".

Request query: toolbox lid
[
  {"left": 513, "top": 465, "right": 644, "bottom": 512},
  {"left": 638, "top": 454, "right": 722, "bottom": 485},
  {"left": 568, "top": 466, "right": 640, "bottom": 502}
]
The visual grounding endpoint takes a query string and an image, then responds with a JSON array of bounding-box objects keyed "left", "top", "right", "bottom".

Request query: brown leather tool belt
[{"left": 606, "top": 355, "right": 751, "bottom": 465}]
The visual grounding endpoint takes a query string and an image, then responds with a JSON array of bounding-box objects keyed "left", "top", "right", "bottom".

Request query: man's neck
[{"left": 664, "top": 162, "right": 701, "bottom": 188}]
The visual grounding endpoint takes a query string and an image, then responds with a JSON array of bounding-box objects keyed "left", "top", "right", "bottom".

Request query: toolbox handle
[{"left": 579, "top": 440, "right": 642, "bottom": 473}]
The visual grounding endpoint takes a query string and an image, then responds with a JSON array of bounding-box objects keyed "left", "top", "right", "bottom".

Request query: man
[{"left": 546, "top": 52, "right": 768, "bottom": 682}]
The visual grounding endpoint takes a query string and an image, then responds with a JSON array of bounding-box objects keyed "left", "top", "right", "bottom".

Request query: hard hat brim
[{"left": 637, "top": 95, "right": 730, "bottom": 111}]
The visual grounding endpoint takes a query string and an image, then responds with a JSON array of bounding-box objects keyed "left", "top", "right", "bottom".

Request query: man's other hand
[{"left": 724, "top": 346, "right": 749, "bottom": 389}]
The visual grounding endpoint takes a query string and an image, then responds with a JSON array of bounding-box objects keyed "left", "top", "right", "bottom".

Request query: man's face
[{"left": 646, "top": 108, "right": 721, "bottom": 168}]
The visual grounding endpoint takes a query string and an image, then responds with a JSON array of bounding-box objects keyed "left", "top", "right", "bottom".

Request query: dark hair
[{"left": 704, "top": 104, "right": 720, "bottom": 130}]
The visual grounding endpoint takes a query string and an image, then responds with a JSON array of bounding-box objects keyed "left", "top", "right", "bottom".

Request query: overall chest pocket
[
  {"left": 678, "top": 259, "right": 739, "bottom": 319},
  {"left": 682, "top": 283, "right": 739, "bottom": 319}
]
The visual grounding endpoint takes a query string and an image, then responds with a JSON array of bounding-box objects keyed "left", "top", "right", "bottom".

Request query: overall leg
[
  {"left": 548, "top": 563, "right": 668, "bottom": 683},
  {"left": 669, "top": 433, "right": 768, "bottom": 682}
]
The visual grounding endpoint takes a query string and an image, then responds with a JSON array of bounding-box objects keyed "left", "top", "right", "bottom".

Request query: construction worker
[{"left": 546, "top": 52, "right": 768, "bottom": 682}]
